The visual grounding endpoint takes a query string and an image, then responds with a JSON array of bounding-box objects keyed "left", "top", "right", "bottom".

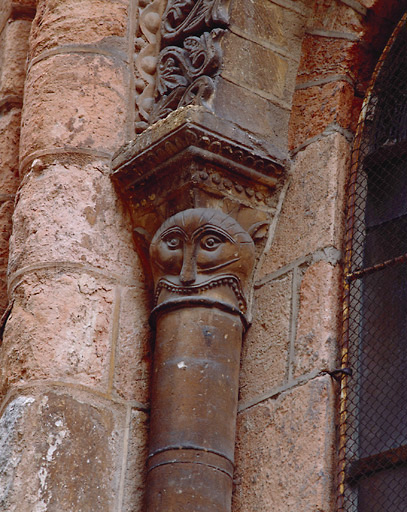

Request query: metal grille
[{"left": 338, "top": 13, "right": 407, "bottom": 512}]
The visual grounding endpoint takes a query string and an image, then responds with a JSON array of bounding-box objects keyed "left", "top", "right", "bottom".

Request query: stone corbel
[{"left": 112, "top": 106, "right": 287, "bottom": 511}]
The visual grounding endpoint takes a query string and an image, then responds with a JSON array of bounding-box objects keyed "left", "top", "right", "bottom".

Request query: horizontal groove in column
[
  {"left": 8, "top": 261, "right": 140, "bottom": 294},
  {"left": 27, "top": 44, "right": 129, "bottom": 74},
  {"left": 0, "top": 379, "right": 150, "bottom": 418},
  {"left": 19, "top": 148, "right": 113, "bottom": 175}
]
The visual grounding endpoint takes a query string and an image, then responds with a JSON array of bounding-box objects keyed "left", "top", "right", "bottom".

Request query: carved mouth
[{"left": 155, "top": 274, "right": 247, "bottom": 312}]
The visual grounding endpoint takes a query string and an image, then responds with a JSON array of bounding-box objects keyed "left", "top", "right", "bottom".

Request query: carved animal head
[{"left": 149, "top": 208, "right": 256, "bottom": 313}]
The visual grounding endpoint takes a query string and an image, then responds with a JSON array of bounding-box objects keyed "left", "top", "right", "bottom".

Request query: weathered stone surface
[
  {"left": 20, "top": 53, "right": 128, "bottom": 162},
  {"left": 13, "top": 0, "right": 36, "bottom": 7},
  {"left": 213, "top": 77, "right": 290, "bottom": 152},
  {"left": 0, "top": 200, "right": 14, "bottom": 315},
  {"left": 30, "top": 0, "right": 129, "bottom": 59},
  {"left": 9, "top": 162, "right": 139, "bottom": 280},
  {"left": 0, "top": 391, "right": 125, "bottom": 512},
  {"left": 0, "top": 20, "right": 31, "bottom": 98},
  {"left": 0, "top": 395, "right": 36, "bottom": 510},
  {"left": 294, "top": 261, "right": 341, "bottom": 378},
  {"left": 311, "top": 0, "right": 365, "bottom": 35},
  {"left": 113, "top": 284, "right": 152, "bottom": 404},
  {"left": 289, "top": 80, "right": 360, "bottom": 149},
  {"left": 357, "top": 0, "right": 375, "bottom": 7},
  {"left": 239, "top": 273, "right": 292, "bottom": 404},
  {"left": 0, "top": 1, "right": 11, "bottom": 30},
  {"left": 296, "top": 35, "right": 370, "bottom": 86},
  {"left": 230, "top": 0, "right": 305, "bottom": 59},
  {"left": 260, "top": 132, "right": 350, "bottom": 274},
  {"left": 122, "top": 409, "right": 149, "bottom": 512},
  {"left": 221, "top": 32, "right": 292, "bottom": 102},
  {"left": 0, "top": 109, "right": 21, "bottom": 195},
  {"left": 0, "top": 272, "right": 115, "bottom": 394},
  {"left": 233, "top": 376, "right": 336, "bottom": 511}
]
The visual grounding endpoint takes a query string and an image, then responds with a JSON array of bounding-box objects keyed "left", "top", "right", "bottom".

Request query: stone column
[
  {"left": 145, "top": 208, "right": 254, "bottom": 511},
  {"left": 0, "top": 1, "right": 34, "bottom": 316},
  {"left": 0, "top": 1, "right": 150, "bottom": 510}
]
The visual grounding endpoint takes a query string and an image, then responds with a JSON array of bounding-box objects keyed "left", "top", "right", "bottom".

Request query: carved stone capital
[{"left": 115, "top": 107, "right": 285, "bottom": 224}]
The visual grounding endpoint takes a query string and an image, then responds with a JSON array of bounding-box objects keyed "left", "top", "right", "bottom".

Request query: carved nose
[{"left": 180, "top": 246, "right": 196, "bottom": 285}]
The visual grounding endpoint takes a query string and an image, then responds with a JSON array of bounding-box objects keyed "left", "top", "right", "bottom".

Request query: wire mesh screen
[{"left": 338, "top": 13, "right": 407, "bottom": 512}]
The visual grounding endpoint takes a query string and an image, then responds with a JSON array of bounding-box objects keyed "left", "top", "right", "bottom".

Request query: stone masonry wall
[
  {"left": 232, "top": 1, "right": 407, "bottom": 511},
  {"left": 0, "top": 1, "right": 406, "bottom": 511}
]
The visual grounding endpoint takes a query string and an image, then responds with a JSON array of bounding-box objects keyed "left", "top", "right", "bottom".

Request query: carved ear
[
  {"left": 134, "top": 227, "right": 152, "bottom": 245},
  {"left": 133, "top": 227, "right": 153, "bottom": 271},
  {"left": 247, "top": 221, "right": 269, "bottom": 241}
]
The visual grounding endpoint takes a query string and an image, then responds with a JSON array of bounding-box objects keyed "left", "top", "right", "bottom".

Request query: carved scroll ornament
[
  {"left": 148, "top": 0, "right": 229, "bottom": 124},
  {"left": 151, "top": 30, "right": 223, "bottom": 122},
  {"left": 134, "top": 0, "right": 167, "bottom": 133},
  {"left": 161, "top": 0, "right": 229, "bottom": 43}
]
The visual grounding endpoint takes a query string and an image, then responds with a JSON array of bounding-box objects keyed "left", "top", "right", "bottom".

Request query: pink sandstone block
[
  {"left": 0, "top": 391, "right": 126, "bottom": 511},
  {"left": 294, "top": 261, "right": 341, "bottom": 378},
  {"left": 121, "top": 409, "right": 149, "bottom": 512},
  {"left": 233, "top": 376, "right": 336, "bottom": 512},
  {"left": 20, "top": 53, "right": 129, "bottom": 161},
  {"left": 310, "top": 0, "right": 365, "bottom": 34},
  {"left": 0, "top": 271, "right": 115, "bottom": 394},
  {"left": 9, "top": 162, "right": 139, "bottom": 280},
  {"left": 239, "top": 273, "right": 292, "bottom": 404},
  {"left": 0, "top": 20, "right": 31, "bottom": 98},
  {"left": 260, "top": 132, "right": 349, "bottom": 275},
  {"left": 113, "top": 284, "right": 152, "bottom": 404},
  {"left": 289, "top": 80, "right": 360, "bottom": 149},
  {"left": 230, "top": 0, "right": 304, "bottom": 59},
  {"left": 0, "top": 109, "right": 21, "bottom": 195},
  {"left": 0, "top": 200, "right": 14, "bottom": 314}
]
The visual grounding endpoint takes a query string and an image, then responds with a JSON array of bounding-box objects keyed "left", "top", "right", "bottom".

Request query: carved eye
[
  {"left": 200, "top": 234, "right": 223, "bottom": 251},
  {"left": 165, "top": 236, "right": 182, "bottom": 250}
]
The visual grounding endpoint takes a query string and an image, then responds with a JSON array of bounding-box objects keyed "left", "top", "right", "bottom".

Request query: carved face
[{"left": 150, "top": 208, "right": 255, "bottom": 312}]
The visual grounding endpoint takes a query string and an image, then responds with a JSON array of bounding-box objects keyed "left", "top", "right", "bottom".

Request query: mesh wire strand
[{"left": 339, "top": 13, "right": 407, "bottom": 512}]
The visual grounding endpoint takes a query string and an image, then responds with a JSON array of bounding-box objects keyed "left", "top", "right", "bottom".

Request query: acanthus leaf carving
[
  {"left": 151, "top": 30, "right": 223, "bottom": 122},
  {"left": 150, "top": 87, "right": 186, "bottom": 123},
  {"left": 162, "top": 0, "right": 229, "bottom": 43},
  {"left": 178, "top": 75, "right": 215, "bottom": 108},
  {"left": 156, "top": 31, "right": 221, "bottom": 95}
]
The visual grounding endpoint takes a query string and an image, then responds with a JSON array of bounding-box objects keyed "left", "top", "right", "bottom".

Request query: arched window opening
[{"left": 339, "top": 13, "right": 407, "bottom": 512}]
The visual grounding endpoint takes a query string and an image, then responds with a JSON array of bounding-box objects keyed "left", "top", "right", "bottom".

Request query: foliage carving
[{"left": 161, "top": 0, "right": 229, "bottom": 43}]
